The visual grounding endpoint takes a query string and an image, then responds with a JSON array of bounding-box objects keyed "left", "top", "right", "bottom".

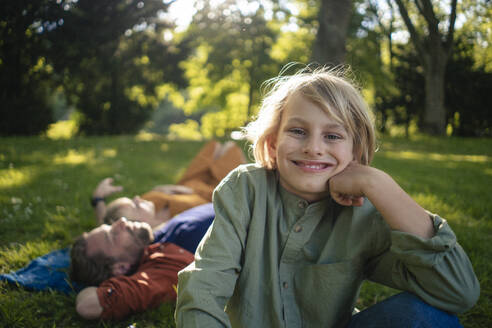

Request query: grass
[{"left": 0, "top": 135, "right": 491, "bottom": 327}]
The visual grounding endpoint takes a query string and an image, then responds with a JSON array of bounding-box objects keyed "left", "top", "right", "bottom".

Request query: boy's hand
[
  {"left": 93, "top": 177, "right": 123, "bottom": 198},
  {"left": 331, "top": 162, "right": 434, "bottom": 238},
  {"left": 328, "top": 161, "right": 370, "bottom": 207}
]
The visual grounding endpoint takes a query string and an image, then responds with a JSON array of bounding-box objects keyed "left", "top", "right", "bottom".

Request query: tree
[
  {"left": 177, "top": 0, "right": 279, "bottom": 137},
  {"left": 47, "top": 0, "right": 188, "bottom": 134},
  {"left": 392, "top": 0, "right": 458, "bottom": 135},
  {"left": 312, "top": 0, "right": 353, "bottom": 66},
  {"left": 0, "top": 0, "right": 63, "bottom": 135},
  {"left": 378, "top": 36, "right": 492, "bottom": 137}
]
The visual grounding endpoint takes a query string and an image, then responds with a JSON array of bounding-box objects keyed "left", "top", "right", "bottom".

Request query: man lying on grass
[
  {"left": 70, "top": 203, "right": 214, "bottom": 320},
  {"left": 90, "top": 140, "right": 245, "bottom": 229}
]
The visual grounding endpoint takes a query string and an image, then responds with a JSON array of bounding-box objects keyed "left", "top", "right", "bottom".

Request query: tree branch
[
  {"left": 418, "top": 0, "right": 440, "bottom": 36},
  {"left": 414, "top": 0, "right": 425, "bottom": 17},
  {"left": 393, "top": 0, "right": 424, "bottom": 57},
  {"left": 445, "top": 0, "right": 458, "bottom": 52}
]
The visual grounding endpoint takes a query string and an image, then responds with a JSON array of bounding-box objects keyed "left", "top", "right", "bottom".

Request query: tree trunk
[
  {"left": 422, "top": 68, "right": 447, "bottom": 134},
  {"left": 392, "top": 0, "right": 457, "bottom": 136},
  {"left": 421, "top": 52, "right": 448, "bottom": 135},
  {"left": 312, "top": 0, "right": 353, "bottom": 66}
]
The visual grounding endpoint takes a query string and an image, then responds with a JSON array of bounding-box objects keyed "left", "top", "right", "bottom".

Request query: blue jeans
[{"left": 347, "top": 292, "right": 463, "bottom": 328}]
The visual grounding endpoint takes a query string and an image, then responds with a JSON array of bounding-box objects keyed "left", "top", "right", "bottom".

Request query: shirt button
[
  {"left": 294, "top": 225, "right": 302, "bottom": 233},
  {"left": 283, "top": 282, "right": 288, "bottom": 289},
  {"left": 298, "top": 201, "right": 307, "bottom": 209}
]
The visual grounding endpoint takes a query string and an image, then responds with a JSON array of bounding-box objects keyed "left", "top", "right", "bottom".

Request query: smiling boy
[{"left": 175, "top": 66, "right": 479, "bottom": 327}]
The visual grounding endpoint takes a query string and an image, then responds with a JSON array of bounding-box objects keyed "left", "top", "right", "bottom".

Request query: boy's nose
[{"left": 303, "top": 136, "right": 323, "bottom": 156}]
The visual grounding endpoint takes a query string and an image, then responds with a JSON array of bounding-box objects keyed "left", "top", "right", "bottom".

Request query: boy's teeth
[{"left": 299, "top": 162, "right": 327, "bottom": 169}]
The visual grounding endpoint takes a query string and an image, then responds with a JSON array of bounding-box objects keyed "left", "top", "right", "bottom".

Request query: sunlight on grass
[
  {"left": 53, "top": 149, "right": 95, "bottom": 165},
  {"left": 383, "top": 151, "right": 490, "bottom": 163},
  {"left": 160, "top": 143, "right": 170, "bottom": 152},
  {"left": 135, "top": 131, "right": 159, "bottom": 141},
  {"left": 102, "top": 148, "right": 117, "bottom": 158},
  {"left": 0, "top": 240, "right": 61, "bottom": 272},
  {"left": 0, "top": 168, "right": 31, "bottom": 189},
  {"left": 0, "top": 136, "right": 489, "bottom": 328}
]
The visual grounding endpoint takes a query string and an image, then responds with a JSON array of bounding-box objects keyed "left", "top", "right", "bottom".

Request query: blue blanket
[{"left": 0, "top": 247, "right": 83, "bottom": 294}]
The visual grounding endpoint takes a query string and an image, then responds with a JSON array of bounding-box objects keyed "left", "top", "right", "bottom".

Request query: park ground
[{"left": 0, "top": 135, "right": 491, "bottom": 327}]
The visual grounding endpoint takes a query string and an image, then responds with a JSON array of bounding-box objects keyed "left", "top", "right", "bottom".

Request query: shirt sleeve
[
  {"left": 175, "top": 178, "right": 249, "bottom": 328},
  {"left": 96, "top": 243, "right": 194, "bottom": 320},
  {"left": 367, "top": 213, "right": 480, "bottom": 314}
]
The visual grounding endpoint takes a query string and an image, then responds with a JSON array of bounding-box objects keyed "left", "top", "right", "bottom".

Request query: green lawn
[{"left": 0, "top": 136, "right": 490, "bottom": 327}]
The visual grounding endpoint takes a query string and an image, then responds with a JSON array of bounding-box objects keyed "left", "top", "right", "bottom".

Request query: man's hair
[
  {"left": 103, "top": 198, "right": 129, "bottom": 224},
  {"left": 70, "top": 235, "right": 115, "bottom": 286},
  {"left": 242, "top": 64, "right": 376, "bottom": 169}
]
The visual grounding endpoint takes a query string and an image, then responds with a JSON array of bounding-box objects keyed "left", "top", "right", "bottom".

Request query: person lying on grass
[
  {"left": 70, "top": 203, "right": 215, "bottom": 320},
  {"left": 175, "top": 65, "right": 480, "bottom": 328},
  {"left": 91, "top": 140, "right": 246, "bottom": 228}
]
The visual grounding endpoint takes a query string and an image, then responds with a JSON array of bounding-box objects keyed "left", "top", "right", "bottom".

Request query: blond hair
[{"left": 242, "top": 65, "right": 376, "bottom": 168}]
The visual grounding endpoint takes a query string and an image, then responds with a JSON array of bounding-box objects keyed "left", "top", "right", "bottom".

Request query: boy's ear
[
  {"left": 111, "top": 261, "right": 131, "bottom": 276},
  {"left": 266, "top": 134, "right": 277, "bottom": 155}
]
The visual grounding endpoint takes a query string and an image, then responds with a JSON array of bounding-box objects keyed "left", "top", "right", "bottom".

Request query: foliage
[
  {"left": 0, "top": 136, "right": 491, "bottom": 327},
  {"left": 377, "top": 37, "right": 492, "bottom": 137},
  {"left": 391, "top": 0, "right": 458, "bottom": 135},
  {"left": 46, "top": 0, "right": 189, "bottom": 135},
  {"left": 445, "top": 35, "right": 492, "bottom": 136},
  {"left": 176, "top": 1, "right": 281, "bottom": 138},
  {"left": 0, "top": 0, "right": 189, "bottom": 136},
  {"left": 0, "top": 0, "right": 61, "bottom": 135},
  {"left": 458, "top": 0, "right": 492, "bottom": 71}
]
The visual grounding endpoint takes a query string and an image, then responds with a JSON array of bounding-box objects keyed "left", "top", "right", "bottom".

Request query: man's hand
[
  {"left": 152, "top": 184, "right": 193, "bottom": 195},
  {"left": 93, "top": 177, "right": 123, "bottom": 198}
]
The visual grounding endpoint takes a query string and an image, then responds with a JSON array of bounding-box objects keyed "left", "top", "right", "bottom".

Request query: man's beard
[
  {"left": 133, "top": 225, "right": 152, "bottom": 245},
  {"left": 121, "top": 225, "right": 152, "bottom": 276},
  {"left": 125, "top": 247, "right": 145, "bottom": 276}
]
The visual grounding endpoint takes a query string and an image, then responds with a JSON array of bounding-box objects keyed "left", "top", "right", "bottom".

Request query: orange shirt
[{"left": 97, "top": 243, "right": 194, "bottom": 320}]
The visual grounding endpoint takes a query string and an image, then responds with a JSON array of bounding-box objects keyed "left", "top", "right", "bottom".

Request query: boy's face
[{"left": 270, "top": 95, "right": 354, "bottom": 202}]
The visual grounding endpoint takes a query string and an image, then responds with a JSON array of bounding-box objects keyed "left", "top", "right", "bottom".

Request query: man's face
[
  {"left": 271, "top": 95, "right": 354, "bottom": 202},
  {"left": 84, "top": 217, "right": 154, "bottom": 269}
]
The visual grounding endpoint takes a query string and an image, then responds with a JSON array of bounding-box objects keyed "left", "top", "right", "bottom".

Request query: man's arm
[
  {"left": 92, "top": 178, "right": 123, "bottom": 224},
  {"left": 152, "top": 184, "right": 193, "bottom": 194},
  {"left": 76, "top": 287, "right": 103, "bottom": 319}
]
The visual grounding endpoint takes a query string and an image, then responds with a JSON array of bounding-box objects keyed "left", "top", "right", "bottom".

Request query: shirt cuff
[{"left": 389, "top": 213, "right": 457, "bottom": 266}]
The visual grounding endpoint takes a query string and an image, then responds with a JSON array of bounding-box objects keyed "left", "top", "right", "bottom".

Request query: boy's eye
[
  {"left": 288, "top": 128, "right": 305, "bottom": 136},
  {"left": 325, "top": 134, "right": 341, "bottom": 140}
]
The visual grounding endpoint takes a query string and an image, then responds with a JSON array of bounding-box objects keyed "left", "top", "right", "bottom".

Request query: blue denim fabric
[{"left": 347, "top": 292, "right": 463, "bottom": 328}]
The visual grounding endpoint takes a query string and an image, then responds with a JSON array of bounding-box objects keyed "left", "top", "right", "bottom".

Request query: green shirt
[{"left": 176, "top": 164, "right": 479, "bottom": 328}]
